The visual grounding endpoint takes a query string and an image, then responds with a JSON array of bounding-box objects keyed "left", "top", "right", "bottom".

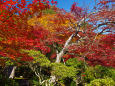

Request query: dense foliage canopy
[{"left": 0, "top": 0, "right": 115, "bottom": 86}]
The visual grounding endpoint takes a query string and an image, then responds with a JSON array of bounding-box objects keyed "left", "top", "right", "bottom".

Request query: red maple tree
[
  {"left": 0, "top": 0, "right": 57, "bottom": 63},
  {"left": 0, "top": 0, "right": 114, "bottom": 69}
]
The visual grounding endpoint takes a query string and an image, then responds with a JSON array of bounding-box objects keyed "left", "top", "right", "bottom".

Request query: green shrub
[
  {"left": 87, "top": 77, "right": 115, "bottom": 86},
  {"left": 51, "top": 63, "right": 77, "bottom": 80}
]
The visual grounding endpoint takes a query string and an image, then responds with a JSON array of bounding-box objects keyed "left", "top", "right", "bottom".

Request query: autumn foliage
[
  {"left": 0, "top": 0, "right": 114, "bottom": 67},
  {"left": 0, "top": 0, "right": 115, "bottom": 86},
  {"left": 0, "top": 0, "right": 57, "bottom": 63}
]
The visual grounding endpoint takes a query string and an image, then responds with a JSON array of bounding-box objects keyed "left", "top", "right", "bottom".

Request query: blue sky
[
  {"left": 55, "top": 0, "right": 95, "bottom": 12},
  {"left": 27, "top": 0, "right": 96, "bottom": 12}
]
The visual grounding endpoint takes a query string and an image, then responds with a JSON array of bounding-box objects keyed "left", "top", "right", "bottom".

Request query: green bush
[
  {"left": 83, "top": 65, "right": 115, "bottom": 85},
  {"left": 87, "top": 77, "right": 115, "bottom": 86},
  {"left": 51, "top": 63, "right": 76, "bottom": 80}
]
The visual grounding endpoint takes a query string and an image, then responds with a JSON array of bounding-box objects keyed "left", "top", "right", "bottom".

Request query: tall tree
[{"left": 0, "top": 0, "right": 114, "bottom": 85}]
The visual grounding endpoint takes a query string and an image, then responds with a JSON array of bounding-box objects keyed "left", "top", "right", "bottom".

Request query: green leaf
[{"left": 51, "top": 63, "right": 77, "bottom": 80}]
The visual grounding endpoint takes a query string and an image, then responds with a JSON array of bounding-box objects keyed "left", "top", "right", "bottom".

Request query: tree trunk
[
  {"left": 49, "top": 34, "right": 75, "bottom": 85},
  {"left": 9, "top": 66, "right": 17, "bottom": 79},
  {"left": 55, "top": 34, "right": 74, "bottom": 63},
  {"left": 75, "top": 80, "right": 79, "bottom": 86}
]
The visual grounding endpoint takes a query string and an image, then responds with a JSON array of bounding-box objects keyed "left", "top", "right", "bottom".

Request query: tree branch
[
  {"left": 55, "top": 34, "right": 75, "bottom": 63},
  {"left": 95, "top": 21, "right": 115, "bottom": 30},
  {"left": 9, "top": 66, "right": 17, "bottom": 79}
]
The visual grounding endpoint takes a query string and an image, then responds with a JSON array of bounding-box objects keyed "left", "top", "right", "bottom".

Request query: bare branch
[{"left": 96, "top": 21, "right": 115, "bottom": 29}]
